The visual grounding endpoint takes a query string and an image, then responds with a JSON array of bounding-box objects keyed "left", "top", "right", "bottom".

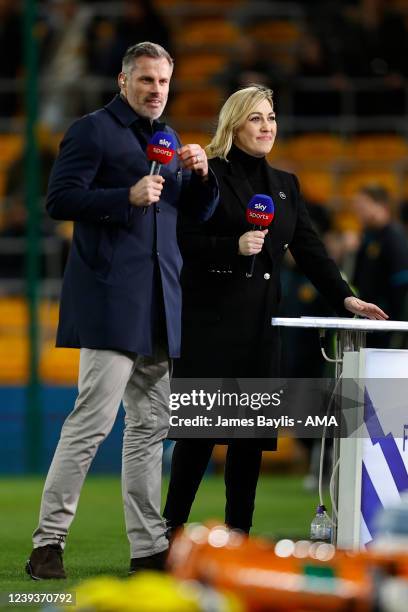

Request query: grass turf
[{"left": 0, "top": 474, "right": 321, "bottom": 608}]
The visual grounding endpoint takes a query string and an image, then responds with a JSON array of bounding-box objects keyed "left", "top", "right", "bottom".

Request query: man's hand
[
  {"left": 129, "top": 175, "right": 164, "bottom": 207},
  {"left": 238, "top": 229, "right": 268, "bottom": 256},
  {"left": 177, "top": 144, "right": 208, "bottom": 178},
  {"left": 344, "top": 296, "right": 389, "bottom": 320}
]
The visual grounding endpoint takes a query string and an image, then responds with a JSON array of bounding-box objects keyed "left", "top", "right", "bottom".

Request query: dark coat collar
[
  {"left": 211, "top": 156, "right": 279, "bottom": 213},
  {"left": 209, "top": 156, "right": 284, "bottom": 263},
  {"left": 104, "top": 95, "right": 166, "bottom": 132}
]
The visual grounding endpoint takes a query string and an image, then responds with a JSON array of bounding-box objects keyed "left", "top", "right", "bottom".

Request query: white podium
[{"left": 272, "top": 317, "right": 408, "bottom": 549}]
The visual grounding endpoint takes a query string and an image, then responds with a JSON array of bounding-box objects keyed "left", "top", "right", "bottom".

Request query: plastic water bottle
[
  {"left": 372, "top": 493, "right": 408, "bottom": 552},
  {"left": 310, "top": 504, "right": 332, "bottom": 542}
]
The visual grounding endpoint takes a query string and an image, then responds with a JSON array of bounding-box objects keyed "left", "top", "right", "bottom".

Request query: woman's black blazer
[{"left": 174, "top": 156, "right": 353, "bottom": 379}]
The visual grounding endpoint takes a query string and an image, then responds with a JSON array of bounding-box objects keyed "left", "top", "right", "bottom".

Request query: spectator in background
[
  {"left": 213, "top": 37, "right": 282, "bottom": 98},
  {"left": 86, "top": 0, "right": 172, "bottom": 97},
  {"left": 38, "top": 0, "right": 91, "bottom": 128},
  {"left": 281, "top": 204, "right": 339, "bottom": 377},
  {"left": 292, "top": 30, "right": 343, "bottom": 122},
  {"left": 339, "top": 0, "right": 408, "bottom": 118},
  {"left": 352, "top": 185, "right": 408, "bottom": 344},
  {"left": 0, "top": 0, "right": 22, "bottom": 117}
]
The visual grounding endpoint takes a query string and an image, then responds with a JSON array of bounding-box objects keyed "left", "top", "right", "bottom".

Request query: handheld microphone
[
  {"left": 146, "top": 130, "right": 176, "bottom": 175},
  {"left": 245, "top": 194, "right": 274, "bottom": 278},
  {"left": 144, "top": 131, "right": 177, "bottom": 213}
]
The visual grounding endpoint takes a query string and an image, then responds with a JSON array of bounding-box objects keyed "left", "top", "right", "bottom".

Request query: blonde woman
[{"left": 164, "top": 85, "right": 387, "bottom": 536}]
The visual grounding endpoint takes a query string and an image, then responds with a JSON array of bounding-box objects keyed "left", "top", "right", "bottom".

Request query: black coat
[
  {"left": 174, "top": 156, "right": 353, "bottom": 378},
  {"left": 46, "top": 95, "right": 219, "bottom": 357}
]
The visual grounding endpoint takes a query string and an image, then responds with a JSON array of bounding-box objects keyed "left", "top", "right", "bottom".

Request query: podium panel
[{"left": 337, "top": 349, "right": 408, "bottom": 549}]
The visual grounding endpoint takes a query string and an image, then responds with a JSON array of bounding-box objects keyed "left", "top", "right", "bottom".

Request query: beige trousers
[{"left": 32, "top": 347, "right": 170, "bottom": 558}]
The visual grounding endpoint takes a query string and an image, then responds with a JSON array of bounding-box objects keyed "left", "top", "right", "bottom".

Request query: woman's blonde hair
[{"left": 206, "top": 85, "right": 274, "bottom": 160}]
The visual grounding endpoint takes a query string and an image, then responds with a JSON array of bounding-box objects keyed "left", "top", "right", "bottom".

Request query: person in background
[
  {"left": 163, "top": 85, "right": 387, "bottom": 537},
  {"left": 25, "top": 41, "right": 218, "bottom": 581},
  {"left": 38, "top": 0, "right": 91, "bottom": 127},
  {"left": 352, "top": 184, "right": 408, "bottom": 345}
]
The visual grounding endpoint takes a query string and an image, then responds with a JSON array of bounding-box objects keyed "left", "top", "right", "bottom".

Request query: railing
[
  {"left": 1, "top": 75, "right": 407, "bottom": 135},
  {"left": 0, "top": 236, "right": 64, "bottom": 298}
]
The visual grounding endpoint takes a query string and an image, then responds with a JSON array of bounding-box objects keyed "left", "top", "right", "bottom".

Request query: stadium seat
[
  {"left": 0, "top": 297, "right": 27, "bottom": 332},
  {"left": 348, "top": 134, "right": 408, "bottom": 163},
  {"left": 295, "top": 169, "right": 335, "bottom": 204},
  {"left": 0, "top": 134, "right": 23, "bottom": 165},
  {"left": 245, "top": 20, "right": 302, "bottom": 45},
  {"left": 178, "top": 131, "right": 211, "bottom": 148},
  {"left": 40, "top": 342, "right": 79, "bottom": 385},
  {"left": 0, "top": 337, "right": 28, "bottom": 384},
  {"left": 339, "top": 170, "right": 400, "bottom": 198},
  {"left": 176, "top": 53, "right": 228, "bottom": 82},
  {"left": 170, "top": 88, "right": 222, "bottom": 118},
  {"left": 285, "top": 134, "right": 346, "bottom": 164},
  {"left": 181, "top": 19, "right": 241, "bottom": 47}
]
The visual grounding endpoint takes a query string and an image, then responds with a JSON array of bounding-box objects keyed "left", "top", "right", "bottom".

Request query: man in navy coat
[{"left": 26, "top": 42, "right": 218, "bottom": 579}]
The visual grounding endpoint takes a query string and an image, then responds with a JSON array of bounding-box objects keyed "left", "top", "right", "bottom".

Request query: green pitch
[{"left": 0, "top": 474, "right": 320, "bottom": 608}]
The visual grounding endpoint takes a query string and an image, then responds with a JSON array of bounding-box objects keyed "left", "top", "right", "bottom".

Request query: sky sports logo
[
  {"left": 158, "top": 138, "right": 172, "bottom": 148},
  {"left": 151, "top": 145, "right": 173, "bottom": 157},
  {"left": 247, "top": 210, "right": 272, "bottom": 221}
]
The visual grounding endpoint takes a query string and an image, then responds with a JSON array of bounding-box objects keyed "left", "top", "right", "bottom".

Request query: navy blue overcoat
[{"left": 47, "top": 95, "right": 219, "bottom": 357}]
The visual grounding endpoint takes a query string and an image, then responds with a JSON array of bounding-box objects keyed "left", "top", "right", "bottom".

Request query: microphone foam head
[
  {"left": 147, "top": 131, "right": 177, "bottom": 165},
  {"left": 246, "top": 194, "right": 275, "bottom": 227}
]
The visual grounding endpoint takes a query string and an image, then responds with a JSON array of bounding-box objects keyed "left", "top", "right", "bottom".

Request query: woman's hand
[
  {"left": 344, "top": 296, "right": 389, "bottom": 320},
  {"left": 177, "top": 144, "right": 208, "bottom": 178},
  {"left": 238, "top": 229, "right": 268, "bottom": 256}
]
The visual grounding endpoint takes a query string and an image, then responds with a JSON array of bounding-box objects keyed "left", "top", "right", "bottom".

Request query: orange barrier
[{"left": 167, "top": 524, "right": 408, "bottom": 611}]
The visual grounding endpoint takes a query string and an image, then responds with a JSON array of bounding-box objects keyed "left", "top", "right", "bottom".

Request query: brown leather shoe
[
  {"left": 25, "top": 545, "right": 66, "bottom": 580},
  {"left": 128, "top": 550, "right": 168, "bottom": 575}
]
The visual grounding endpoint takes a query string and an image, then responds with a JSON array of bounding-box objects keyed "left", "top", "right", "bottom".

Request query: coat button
[
  {"left": 264, "top": 273, "right": 270, "bottom": 280},
  {"left": 156, "top": 206, "right": 161, "bottom": 213}
]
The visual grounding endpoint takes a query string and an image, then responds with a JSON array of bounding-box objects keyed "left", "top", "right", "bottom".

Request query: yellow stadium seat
[
  {"left": 182, "top": 19, "right": 241, "bottom": 46},
  {"left": 339, "top": 170, "right": 400, "bottom": 198},
  {"left": 170, "top": 88, "right": 222, "bottom": 118},
  {"left": 266, "top": 140, "right": 287, "bottom": 163},
  {"left": 40, "top": 342, "right": 79, "bottom": 385},
  {"left": 178, "top": 131, "right": 211, "bottom": 149},
  {"left": 349, "top": 134, "right": 408, "bottom": 162},
  {"left": 176, "top": 53, "right": 228, "bottom": 82},
  {"left": 296, "top": 169, "right": 335, "bottom": 203},
  {"left": 0, "top": 337, "right": 28, "bottom": 384},
  {"left": 0, "top": 134, "right": 23, "bottom": 166},
  {"left": 286, "top": 134, "right": 346, "bottom": 163},
  {"left": 246, "top": 20, "right": 302, "bottom": 45},
  {"left": 0, "top": 297, "right": 28, "bottom": 332},
  {"left": 0, "top": 170, "right": 7, "bottom": 198}
]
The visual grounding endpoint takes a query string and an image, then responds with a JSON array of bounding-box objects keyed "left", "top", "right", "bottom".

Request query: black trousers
[{"left": 163, "top": 439, "right": 263, "bottom": 533}]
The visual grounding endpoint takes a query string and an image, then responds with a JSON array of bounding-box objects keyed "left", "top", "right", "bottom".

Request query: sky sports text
[
  {"left": 169, "top": 389, "right": 282, "bottom": 411},
  {"left": 158, "top": 138, "right": 172, "bottom": 148},
  {"left": 151, "top": 145, "right": 173, "bottom": 157},
  {"left": 247, "top": 210, "right": 271, "bottom": 221}
]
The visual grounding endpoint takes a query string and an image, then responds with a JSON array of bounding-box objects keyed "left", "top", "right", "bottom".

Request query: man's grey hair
[{"left": 122, "top": 42, "right": 174, "bottom": 73}]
